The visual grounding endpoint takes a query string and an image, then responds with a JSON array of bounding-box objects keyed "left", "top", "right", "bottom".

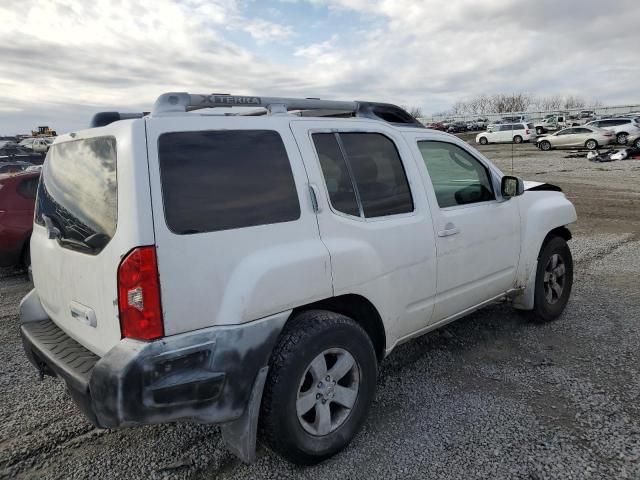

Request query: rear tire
[
  {"left": 532, "top": 237, "right": 573, "bottom": 322},
  {"left": 536, "top": 127, "right": 544, "bottom": 135},
  {"left": 539, "top": 140, "right": 551, "bottom": 151},
  {"left": 616, "top": 132, "right": 628, "bottom": 144},
  {"left": 479, "top": 137, "right": 488, "bottom": 145},
  {"left": 260, "top": 310, "right": 378, "bottom": 465},
  {"left": 585, "top": 139, "right": 598, "bottom": 150},
  {"left": 513, "top": 135, "right": 523, "bottom": 144}
]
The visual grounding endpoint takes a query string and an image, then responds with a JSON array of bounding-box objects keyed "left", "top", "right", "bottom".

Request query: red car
[{"left": 0, "top": 170, "right": 40, "bottom": 267}]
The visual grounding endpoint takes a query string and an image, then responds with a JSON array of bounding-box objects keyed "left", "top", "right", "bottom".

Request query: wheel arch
[{"left": 290, "top": 294, "right": 387, "bottom": 362}]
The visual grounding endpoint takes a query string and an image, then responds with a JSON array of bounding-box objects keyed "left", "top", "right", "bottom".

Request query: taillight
[
  {"left": 525, "top": 129, "right": 530, "bottom": 134},
  {"left": 118, "top": 246, "right": 164, "bottom": 340}
]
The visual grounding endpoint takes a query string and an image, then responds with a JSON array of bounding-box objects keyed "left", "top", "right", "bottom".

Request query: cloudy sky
[{"left": 1, "top": 0, "right": 639, "bottom": 134}]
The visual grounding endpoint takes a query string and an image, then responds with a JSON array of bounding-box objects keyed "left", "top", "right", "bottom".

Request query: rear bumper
[{"left": 20, "top": 289, "right": 288, "bottom": 429}]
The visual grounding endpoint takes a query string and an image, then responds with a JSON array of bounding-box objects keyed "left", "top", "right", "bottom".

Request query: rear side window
[
  {"left": 312, "top": 132, "right": 413, "bottom": 218},
  {"left": 35, "top": 137, "right": 117, "bottom": 254},
  {"left": 158, "top": 130, "right": 300, "bottom": 234}
]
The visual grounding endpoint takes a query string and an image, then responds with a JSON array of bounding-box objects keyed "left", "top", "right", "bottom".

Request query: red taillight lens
[
  {"left": 526, "top": 129, "right": 530, "bottom": 134},
  {"left": 118, "top": 246, "right": 164, "bottom": 340}
]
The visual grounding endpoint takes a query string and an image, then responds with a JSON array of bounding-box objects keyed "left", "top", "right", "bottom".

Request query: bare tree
[
  {"left": 400, "top": 105, "right": 424, "bottom": 119},
  {"left": 563, "top": 95, "right": 586, "bottom": 109},
  {"left": 440, "top": 93, "right": 603, "bottom": 118}
]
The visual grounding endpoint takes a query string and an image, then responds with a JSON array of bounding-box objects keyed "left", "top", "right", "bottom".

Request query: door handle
[
  {"left": 308, "top": 184, "right": 322, "bottom": 213},
  {"left": 438, "top": 222, "right": 459, "bottom": 237}
]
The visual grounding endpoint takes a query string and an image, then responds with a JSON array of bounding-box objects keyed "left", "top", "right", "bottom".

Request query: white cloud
[
  {"left": 241, "top": 19, "right": 294, "bottom": 43},
  {"left": 0, "top": 0, "right": 638, "bottom": 133}
]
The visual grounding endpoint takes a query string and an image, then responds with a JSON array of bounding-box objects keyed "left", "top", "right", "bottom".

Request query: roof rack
[{"left": 151, "top": 92, "right": 424, "bottom": 128}]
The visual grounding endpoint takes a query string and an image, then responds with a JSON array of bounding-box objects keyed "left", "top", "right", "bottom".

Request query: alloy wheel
[
  {"left": 543, "top": 253, "right": 566, "bottom": 305},
  {"left": 296, "top": 348, "right": 360, "bottom": 436}
]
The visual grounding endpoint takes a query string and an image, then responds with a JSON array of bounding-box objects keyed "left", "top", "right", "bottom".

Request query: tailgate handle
[{"left": 69, "top": 302, "right": 97, "bottom": 328}]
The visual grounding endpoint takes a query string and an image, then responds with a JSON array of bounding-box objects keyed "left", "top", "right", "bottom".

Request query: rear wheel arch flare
[{"left": 289, "top": 294, "right": 387, "bottom": 362}]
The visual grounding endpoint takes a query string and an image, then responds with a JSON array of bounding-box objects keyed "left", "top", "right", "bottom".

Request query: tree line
[{"left": 430, "top": 93, "right": 603, "bottom": 118}]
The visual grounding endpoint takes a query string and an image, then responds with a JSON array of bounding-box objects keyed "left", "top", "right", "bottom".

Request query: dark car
[
  {"left": 426, "top": 122, "right": 446, "bottom": 131},
  {"left": 0, "top": 170, "right": 40, "bottom": 267},
  {"left": 0, "top": 145, "right": 44, "bottom": 165},
  {"left": 447, "top": 122, "right": 467, "bottom": 133}
]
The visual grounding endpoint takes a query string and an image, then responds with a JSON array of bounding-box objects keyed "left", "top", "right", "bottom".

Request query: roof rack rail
[{"left": 151, "top": 92, "right": 424, "bottom": 128}]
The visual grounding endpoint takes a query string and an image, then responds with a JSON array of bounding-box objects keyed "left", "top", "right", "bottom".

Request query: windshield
[{"left": 34, "top": 136, "right": 117, "bottom": 254}]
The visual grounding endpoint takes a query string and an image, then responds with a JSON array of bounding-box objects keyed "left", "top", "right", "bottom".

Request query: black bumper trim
[
  {"left": 21, "top": 319, "right": 100, "bottom": 423},
  {"left": 20, "top": 302, "right": 289, "bottom": 429}
]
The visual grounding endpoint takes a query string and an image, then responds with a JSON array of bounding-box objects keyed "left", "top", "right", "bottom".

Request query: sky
[{"left": 1, "top": 0, "right": 639, "bottom": 134}]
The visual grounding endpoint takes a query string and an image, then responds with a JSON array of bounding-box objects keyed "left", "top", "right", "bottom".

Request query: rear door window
[
  {"left": 312, "top": 132, "right": 414, "bottom": 218},
  {"left": 158, "top": 130, "right": 300, "bottom": 234},
  {"left": 35, "top": 137, "right": 117, "bottom": 254},
  {"left": 312, "top": 133, "right": 360, "bottom": 217},
  {"left": 340, "top": 133, "right": 413, "bottom": 217}
]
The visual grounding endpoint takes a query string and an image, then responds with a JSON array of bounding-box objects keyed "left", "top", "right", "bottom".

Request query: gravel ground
[{"left": 1, "top": 141, "right": 639, "bottom": 479}]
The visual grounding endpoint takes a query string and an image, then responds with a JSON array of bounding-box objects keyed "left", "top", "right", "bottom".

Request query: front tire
[
  {"left": 479, "top": 136, "right": 488, "bottom": 145},
  {"left": 532, "top": 237, "right": 573, "bottom": 322},
  {"left": 539, "top": 140, "right": 551, "bottom": 151},
  {"left": 260, "top": 310, "right": 378, "bottom": 465},
  {"left": 634, "top": 137, "right": 640, "bottom": 149}
]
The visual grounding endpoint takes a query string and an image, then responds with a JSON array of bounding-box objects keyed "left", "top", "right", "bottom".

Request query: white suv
[
  {"left": 476, "top": 123, "right": 535, "bottom": 145},
  {"left": 586, "top": 117, "right": 640, "bottom": 144},
  {"left": 20, "top": 92, "right": 577, "bottom": 465}
]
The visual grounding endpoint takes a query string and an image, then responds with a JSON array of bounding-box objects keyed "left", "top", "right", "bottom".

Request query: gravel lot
[{"left": 1, "top": 139, "right": 639, "bottom": 479}]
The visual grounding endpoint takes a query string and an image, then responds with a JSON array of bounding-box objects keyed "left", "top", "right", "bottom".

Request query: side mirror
[{"left": 501, "top": 175, "right": 524, "bottom": 198}]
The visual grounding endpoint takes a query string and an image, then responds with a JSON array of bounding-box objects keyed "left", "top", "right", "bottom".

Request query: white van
[{"left": 476, "top": 123, "right": 535, "bottom": 145}]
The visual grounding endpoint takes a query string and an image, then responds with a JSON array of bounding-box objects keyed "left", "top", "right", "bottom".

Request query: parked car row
[{"left": 425, "top": 118, "right": 489, "bottom": 133}]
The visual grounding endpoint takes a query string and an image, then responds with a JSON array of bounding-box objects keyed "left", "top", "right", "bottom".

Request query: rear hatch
[{"left": 30, "top": 122, "right": 153, "bottom": 356}]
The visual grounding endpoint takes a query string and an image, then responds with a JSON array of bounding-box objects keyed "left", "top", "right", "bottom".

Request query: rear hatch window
[{"left": 35, "top": 137, "right": 117, "bottom": 254}]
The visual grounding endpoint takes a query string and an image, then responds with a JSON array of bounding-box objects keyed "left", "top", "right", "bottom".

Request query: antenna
[{"left": 511, "top": 121, "right": 515, "bottom": 174}]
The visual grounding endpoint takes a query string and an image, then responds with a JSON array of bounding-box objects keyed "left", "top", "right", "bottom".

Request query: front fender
[{"left": 512, "top": 191, "right": 577, "bottom": 310}]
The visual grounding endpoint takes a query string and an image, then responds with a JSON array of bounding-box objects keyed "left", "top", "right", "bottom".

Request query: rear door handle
[
  {"left": 437, "top": 223, "right": 459, "bottom": 237},
  {"left": 308, "top": 183, "right": 322, "bottom": 213}
]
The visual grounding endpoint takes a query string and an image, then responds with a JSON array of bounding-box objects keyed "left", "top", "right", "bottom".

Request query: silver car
[
  {"left": 626, "top": 131, "right": 640, "bottom": 149},
  {"left": 585, "top": 117, "right": 640, "bottom": 144},
  {"left": 536, "top": 126, "right": 614, "bottom": 151}
]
